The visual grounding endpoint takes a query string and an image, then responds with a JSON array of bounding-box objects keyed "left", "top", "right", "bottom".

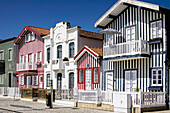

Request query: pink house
[{"left": 14, "top": 26, "right": 50, "bottom": 89}]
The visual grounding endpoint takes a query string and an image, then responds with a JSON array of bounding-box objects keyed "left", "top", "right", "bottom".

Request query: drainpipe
[{"left": 50, "top": 27, "right": 54, "bottom": 108}]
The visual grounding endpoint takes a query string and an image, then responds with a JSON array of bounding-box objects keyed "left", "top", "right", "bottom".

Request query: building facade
[
  {"left": 95, "top": 0, "right": 170, "bottom": 92},
  {"left": 74, "top": 46, "right": 102, "bottom": 90},
  {"left": 0, "top": 37, "right": 18, "bottom": 87},
  {"left": 15, "top": 26, "right": 50, "bottom": 89},
  {"left": 43, "top": 22, "right": 103, "bottom": 90}
]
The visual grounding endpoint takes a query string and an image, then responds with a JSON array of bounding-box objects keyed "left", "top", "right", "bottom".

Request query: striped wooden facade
[
  {"left": 100, "top": 2, "right": 169, "bottom": 92},
  {"left": 76, "top": 48, "right": 101, "bottom": 90}
]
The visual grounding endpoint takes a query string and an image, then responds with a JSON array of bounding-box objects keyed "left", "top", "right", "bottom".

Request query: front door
[
  {"left": 85, "top": 69, "right": 91, "bottom": 90},
  {"left": 57, "top": 73, "right": 62, "bottom": 89},
  {"left": 106, "top": 72, "right": 113, "bottom": 91},
  {"left": 125, "top": 70, "right": 137, "bottom": 92},
  {"left": 27, "top": 76, "right": 31, "bottom": 88},
  {"left": 69, "top": 73, "right": 74, "bottom": 89}
]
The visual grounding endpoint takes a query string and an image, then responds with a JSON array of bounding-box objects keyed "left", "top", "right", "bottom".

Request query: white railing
[
  {"left": 55, "top": 89, "right": 74, "bottom": 100},
  {"left": 76, "top": 89, "right": 166, "bottom": 108},
  {"left": 103, "top": 40, "right": 150, "bottom": 58},
  {"left": 52, "top": 59, "right": 64, "bottom": 70},
  {"left": 0, "top": 87, "right": 20, "bottom": 98},
  {"left": 131, "top": 92, "right": 166, "bottom": 108},
  {"left": 16, "top": 62, "right": 37, "bottom": 71}
]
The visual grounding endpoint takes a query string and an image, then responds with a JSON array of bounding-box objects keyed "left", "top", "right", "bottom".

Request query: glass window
[
  {"left": 79, "top": 69, "right": 83, "bottom": 83},
  {"left": 37, "top": 52, "right": 42, "bottom": 62},
  {"left": 47, "top": 48, "right": 50, "bottom": 63},
  {"left": 126, "top": 26, "right": 135, "bottom": 42},
  {"left": 20, "top": 76, "right": 24, "bottom": 85},
  {"left": 32, "top": 75, "right": 38, "bottom": 85},
  {"left": 0, "top": 51, "right": 4, "bottom": 60},
  {"left": 28, "top": 54, "right": 32, "bottom": 63},
  {"left": 151, "top": 20, "right": 162, "bottom": 39},
  {"left": 32, "top": 32, "right": 35, "bottom": 40},
  {"left": 46, "top": 74, "right": 50, "bottom": 87},
  {"left": 57, "top": 45, "right": 62, "bottom": 58},
  {"left": 69, "top": 42, "right": 74, "bottom": 58},
  {"left": 152, "top": 69, "right": 162, "bottom": 86},
  {"left": 93, "top": 68, "right": 98, "bottom": 83},
  {"left": 9, "top": 49, "right": 12, "bottom": 60}
]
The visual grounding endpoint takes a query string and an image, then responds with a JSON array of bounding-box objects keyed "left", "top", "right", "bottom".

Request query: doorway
[
  {"left": 85, "top": 69, "right": 91, "bottom": 90},
  {"left": 125, "top": 70, "right": 137, "bottom": 92},
  {"left": 106, "top": 72, "right": 113, "bottom": 91},
  {"left": 69, "top": 72, "right": 74, "bottom": 89}
]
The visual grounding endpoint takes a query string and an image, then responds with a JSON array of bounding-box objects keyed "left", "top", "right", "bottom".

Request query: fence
[
  {"left": 55, "top": 89, "right": 74, "bottom": 100},
  {"left": 76, "top": 89, "right": 166, "bottom": 108},
  {"left": 0, "top": 87, "right": 20, "bottom": 98}
]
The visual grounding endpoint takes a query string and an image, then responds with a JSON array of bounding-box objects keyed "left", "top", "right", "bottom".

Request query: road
[{"left": 0, "top": 97, "right": 113, "bottom": 113}]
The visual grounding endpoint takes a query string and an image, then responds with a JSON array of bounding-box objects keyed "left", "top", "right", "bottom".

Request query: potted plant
[
  {"left": 134, "top": 88, "right": 140, "bottom": 92},
  {"left": 63, "top": 57, "right": 69, "bottom": 61},
  {"left": 114, "top": 88, "right": 118, "bottom": 91}
]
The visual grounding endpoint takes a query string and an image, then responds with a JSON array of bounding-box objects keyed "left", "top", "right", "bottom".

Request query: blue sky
[{"left": 0, "top": 0, "right": 169, "bottom": 39}]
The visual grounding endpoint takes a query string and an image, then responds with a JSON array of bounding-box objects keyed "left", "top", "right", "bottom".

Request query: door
[
  {"left": 9, "top": 73, "right": 11, "bottom": 87},
  {"left": 57, "top": 73, "right": 62, "bottom": 89},
  {"left": 85, "top": 69, "right": 91, "bottom": 90},
  {"left": 106, "top": 72, "right": 113, "bottom": 91},
  {"left": 125, "top": 70, "right": 137, "bottom": 92},
  {"left": 27, "top": 76, "right": 31, "bottom": 88},
  {"left": 39, "top": 75, "right": 43, "bottom": 88},
  {"left": 69, "top": 73, "right": 74, "bottom": 89}
]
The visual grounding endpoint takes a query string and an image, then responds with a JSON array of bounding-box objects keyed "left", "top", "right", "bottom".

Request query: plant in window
[
  {"left": 63, "top": 57, "right": 69, "bottom": 61},
  {"left": 114, "top": 88, "right": 118, "bottom": 91},
  {"left": 134, "top": 88, "right": 140, "bottom": 92}
]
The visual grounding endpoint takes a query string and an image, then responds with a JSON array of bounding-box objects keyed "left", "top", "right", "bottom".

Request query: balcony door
[
  {"left": 125, "top": 70, "right": 137, "bottom": 92},
  {"left": 85, "top": 69, "right": 91, "bottom": 90},
  {"left": 57, "top": 73, "right": 62, "bottom": 89}
]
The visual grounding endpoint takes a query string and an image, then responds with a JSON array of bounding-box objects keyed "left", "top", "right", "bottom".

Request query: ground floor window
[
  {"left": 19, "top": 76, "right": 24, "bottom": 85},
  {"left": 57, "top": 73, "right": 62, "bottom": 89},
  {"left": 32, "top": 75, "right": 38, "bottom": 85},
  {"left": 79, "top": 70, "right": 83, "bottom": 83},
  {"left": 93, "top": 68, "right": 98, "bottom": 83},
  {"left": 152, "top": 69, "right": 162, "bottom": 86},
  {"left": 46, "top": 74, "right": 50, "bottom": 87}
]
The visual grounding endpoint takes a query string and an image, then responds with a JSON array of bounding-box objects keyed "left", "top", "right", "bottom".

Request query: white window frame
[
  {"left": 79, "top": 69, "right": 83, "bottom": 83},
  {"left": 20, "top": 76, "right": 24, "bottom": 85},
  {"left": 36, "top": 52, "right": 42, "bottom": 62},
  {"left": 8, "top": 48, "right": 12, "bottom": 61},
  {"left": 150, "top": 20, "right": 162, "bottom": 39},
  {"left": 32, "top": 75, "right": 38, "bottom": 85},
  {"left": 93, "top": 68, "right": 98, "bottom": 83},
  {"left": 126, "top": 26, "right": 136, "bottom": 42},
  {"left": 0, "top": 50, "right": 4, "bottom": 60},
  {"left": 152, "top": 69, "right": 162, "bottom": 86}
]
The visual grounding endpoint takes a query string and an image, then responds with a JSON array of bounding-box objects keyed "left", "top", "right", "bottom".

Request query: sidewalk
[{"left": 144, "top": 110, "right": 170, "bottom": 113}]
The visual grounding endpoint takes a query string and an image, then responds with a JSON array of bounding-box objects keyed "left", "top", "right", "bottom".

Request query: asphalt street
[{"left": 0, "top": 97, "right": 113, "bottom": 113}]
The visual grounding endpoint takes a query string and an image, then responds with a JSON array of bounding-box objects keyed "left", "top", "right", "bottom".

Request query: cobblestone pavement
[{"left": 0, "top": 97, "right": 114, "bottom": 113}]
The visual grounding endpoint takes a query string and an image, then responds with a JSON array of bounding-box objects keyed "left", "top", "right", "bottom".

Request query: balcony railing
[
  {"left": 52, "top": 59, "right": 64, "bottom": 70},
  {"left": 16, "top": 62, "right": 37, "bottom": 71},
  {"left": 103, "top": 40, "right": 150, "bottom": 58}
]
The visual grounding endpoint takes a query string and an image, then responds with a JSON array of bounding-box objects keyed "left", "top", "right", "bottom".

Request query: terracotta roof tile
[
  {"left": 28, "top": 26, "right": 50, "bottom": 35},
  {"left": 80, "top": 30, "right": 103, "bottom": 40},
  {"left": 89, "top": 47, "right": 103, "bottom": 56}
]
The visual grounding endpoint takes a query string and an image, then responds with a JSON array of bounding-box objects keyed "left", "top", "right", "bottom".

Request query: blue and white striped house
[{"left": 95, "top": 0, "right": 170, "bottom": 93}]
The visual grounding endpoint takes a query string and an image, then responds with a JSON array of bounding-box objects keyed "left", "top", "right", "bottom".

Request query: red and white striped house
[
  {"left": 14, "top": 26, "right": 50, "bottom": 89},
  {"left": 74, "top": 46, "right": 102, "bottom": 90}
]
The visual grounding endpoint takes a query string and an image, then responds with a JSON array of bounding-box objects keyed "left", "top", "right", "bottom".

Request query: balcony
[
  {"left": 103, "top": 40, "right": 150, "bottom": 59},
  {"left": 16, "top": 62, "right": 37, "bottom": 73},
  {"left": 52, "top": 59, "right": 64, "bottom": 70}
]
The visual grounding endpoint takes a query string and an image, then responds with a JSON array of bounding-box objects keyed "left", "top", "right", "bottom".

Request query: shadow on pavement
[
  {"left": 10, "top": 104, "right": 32, "bottom": 109},
  {"left": 0, "top": 107, "right": 22, "bottom": 113}
]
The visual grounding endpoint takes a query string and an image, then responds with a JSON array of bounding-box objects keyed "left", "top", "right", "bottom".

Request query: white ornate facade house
[{"left": 43, "top": 22, "right": 102, "bottom": 90}]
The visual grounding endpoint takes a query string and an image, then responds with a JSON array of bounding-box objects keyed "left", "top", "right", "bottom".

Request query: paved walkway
[{"left": 0, "top": 97, "right": 114, "bottom": 113}]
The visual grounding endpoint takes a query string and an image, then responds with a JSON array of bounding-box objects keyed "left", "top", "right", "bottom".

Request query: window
[
  {"left": 31, "top": 32, "right": 35, "bottom": 41},
  {"left": 152, "top": 69, "right": 162, "bottom": 86},
  {"left": 69, "top": 42, "right": 74, "bottom": 58},
  {"left": 79, "top": 69, "right": 83, "bottom": 83},
  {"left": 9, "top": 49, "right": 12, "bottom": 60},
  {"left": 151, "top": 20, "right": 162, "bottom": 39},
  {"left": 32, "top": 75, "right": 38, "bottom": 85},
  {"left": 25, "top": 32, "right": 36, "bottom": 42},
  {"left": 93, "top": 68, "right": 98, "bottom": 83},
  {"left": 28, "top": 54, "right": 32, "bottom": 63},
  {"left": 104, "top": 34, "right": 114, "bottom": 46},
  {"left": 19, "top": 76, "right": 24, "bottom": 85},
  {"left": 57, "top": 45, "right": 62, "bottom": 58},
  {"left": 47, "top": 48, "right": 50, "bottom": 63},
  {"left": 46, "top": 74, "right": 50, "bottom": 87},
  {"left": 20, "top": 55, "right": 24, "bottom": 63},
  {"left": 0, "top": 51, "right": 4, "bottom": 60},
  {"left": 36, "top": 52, "right": 42, "bottom": 62},
  {"left": 126, "top": 26, "right": 135, "bottom": 42}
]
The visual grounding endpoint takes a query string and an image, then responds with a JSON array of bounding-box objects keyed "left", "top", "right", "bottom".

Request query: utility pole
[{"left": 50, "top": 27, "right": 54, "bottom": 108}]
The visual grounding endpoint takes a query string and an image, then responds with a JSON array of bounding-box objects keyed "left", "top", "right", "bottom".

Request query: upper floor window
[
  {"left": 0, "top": 51, "right": 4, "bottom": 60},
  {"left": 104, "top": 34, "right": 115, "bottom": 46},
  {"left": 126, "top": 26, "right": 135, "bottom": 42},
  {"left": 25, "top": 32, "right": 36, "bottom": 42},
  {"left": 152, "top": 69, "right": 162, "bottom": 86},
  {"left": 69, "top": 42, "right": 74, "bottom": 58},
  {"left": 20, "top": 55, "right": 24, "bottom": 64},
  {"left": 151, "top": 20, "right": 162, "bottom": 39},
  {"left": 36, "top": 52, "right": 42, "bottom": 62},
  {"left": 57, "top": 45, "right": 62, "bottom": 58},
  {"left": 8, "top": 49, "right": 12, "bottom": 60},
  {"left": 47, "top": 48, "right": 50, "bottom": 63},
  {"left": 28, "top": 54, "right": 34, "bottom": 63}
]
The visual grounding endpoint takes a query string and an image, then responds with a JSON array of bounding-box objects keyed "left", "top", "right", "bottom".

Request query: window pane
[
  {"left": 47, "top": 48, "right": 50, "bottom": 63},
  {"left": 69, "top": 42, "right": 74, "bottom": 58},
  {"left": 153, "top": 71, "right": 156, "bottom": 74},
  {"left": 153, "top": 80, "right": 156, "bottom": 84},
  {"left": 157, "top": 21, "right": 162, "bottom": 37},
  {"left": 57, "top": 45, "right": 62, "bottom": 58},
  {"left": 79, "top": 70, "right": 83, "bottom": 83},
  {"left": 158, "top": 80, "right": 161, "bottom": 84},
  {"left": 158, "top": 75, "right": 161, "bottom": 79},
  {"left": 93, "top": 69, "right": 98, "bottom": 83},
  {"left": 153, "top": 75, "right": 156, "bottom": 79},
  {"left": 158, "top": 70, "right": 161, "bottom": 74},
  {"left": 151, "top": 23, "right": 156, "bottom": 38}
]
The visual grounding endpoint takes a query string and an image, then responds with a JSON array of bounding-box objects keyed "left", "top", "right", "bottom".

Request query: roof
[
  {"left": 79, "top": 30, "right": 103, "bottom": 40},
  {"left": 74, "top": 46, "right": 102, "bottom": 61},
  {"left": 0, "top": 37, "right": 16, "bottom": 44},
  {"left": 95, "top": 0, "right": 161, "bottom": 27},
  {"left": 14, "top": 26, "right": 50, "bottom": 44}
]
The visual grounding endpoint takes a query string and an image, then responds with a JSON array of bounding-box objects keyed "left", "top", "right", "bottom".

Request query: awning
[{"left": 99, "top": 28, "right": 121, "bottom": 34}]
